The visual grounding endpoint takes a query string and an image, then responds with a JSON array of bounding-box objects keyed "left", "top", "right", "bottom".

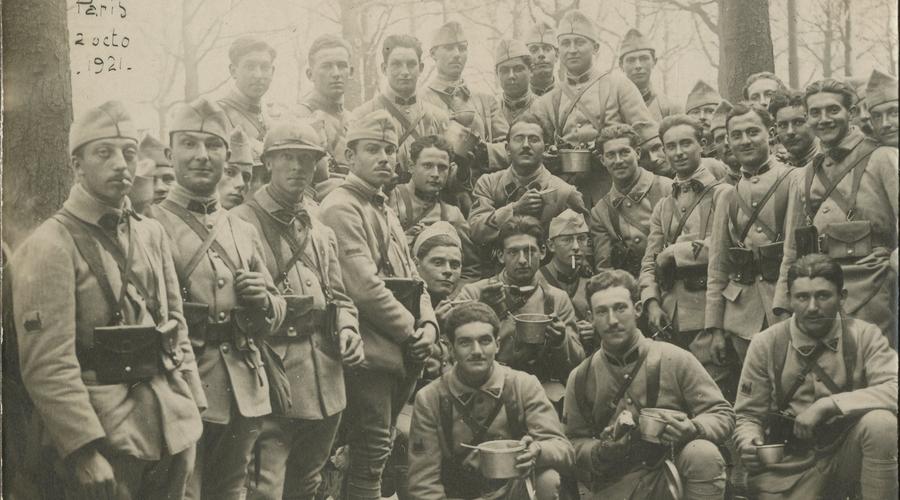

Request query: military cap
[
  {"left": 633, "top": 121, "right": 660, "bottom": 147},
  {"left": 710, "top": 100, "right": 734, "bottom": 132},
  {"left": 229, "top": 127, "right": 256, "bottom": 165},
  {"left": 865, "top": 69, "right": 898, "bottom": 109},
  {"left": 844, "top": 75, "right": 867, "bottom": 102},
  {"left": 228, "top": 35, "right": 276, "bottom": 65},
  {"left": 495, "top": 39, "right": 530, "bottom": 68},
  {"left": 412, "top": 221, "right": 462, "bottom": 257},
  {"left": 430, "top": 21, "right": 466, "bottom": 50},
  {"left": 168, "top": 97, "right": 231, "bottom": 148},
  {"left": 557, "top": 10, "right": 598, "bottom": 43},
  {"left": 549, "top": 209, "right": 589, "bottom": 238},
  {"left": 524, "top": 21, "right": 557, "bottom": 48},
  {"left": 685, "top": 80, "right": 721, "bottom": 113},
  {"left": 346, "top": 109, "right": 399, "bottom": 147},
  {"left": 619, "top": 28, "right": 654, "bottom": 59},
  {"left": 262, "top": 121, "right": 326, "bottom": 159},
  {"left": 69, "top": 100, "right": 139, "bottom": 155},
  {"left": 139, "top": 134, "right": 171, "bottom": 167}
]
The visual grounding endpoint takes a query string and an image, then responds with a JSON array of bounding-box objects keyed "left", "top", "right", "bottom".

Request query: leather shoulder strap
[
  {"left": 160, "top": 199, "right": 240, "bottom": 277},
  {"left": 735, "top": 170, "right": 792, "bottom": 242},
  {"left": 771, "top": 320, "right": 792, "bottom": 410},
  {"left": 500, "top": 374, "right": 525, "bottom": 439},
  {"left": 644, "top": 347, "right": 662, "bottom": 409},
  {"left": 666, "top": 182, "right": 721, "bottom": 245},
  {"left": 556, "top": 74, "right": 604, "bottom": 138}
]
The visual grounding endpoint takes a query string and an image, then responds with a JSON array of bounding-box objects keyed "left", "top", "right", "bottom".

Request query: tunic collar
[
  {"left": 448, "top": 362, "right": 506, "bottom": 400},
  {"left": 344, "top": 173, "right": 388, "bottom": 205},
  {"left": 532, "top": 77, "right": 555, "bottom": 96},
  {"left": 821, "top": 128, "right": 865, "bottom": 159},
  {"left": 166, "top": 183, "right": 219, "bottom": 213},
  {"left": 383, "top": 83, "right": 418, "bottom": 106},
  {"left": 503, "top": 90, "right": 535, "bottom": 111},
  {"left": 504, "top": 165, "right": 551, "bottom": 190},
  {"left": 564, "top": 65, "right": 599, "bottom": 86},
  {"left": 226, "top": 85, "right": 263, "bottom": 115},
  {"left": 601, "top": 334, "right": 647, "bottom": 367},
  {"left": 304, "top": 89, "right": 343, "bottom": 114},
  {"left": 63, "top": 184, "right": 131, "bottom": 227},
  {"left": 790, "top": 314, "right": 843, "bottom": 354},
  {"left": 608, "top": 167, "right": 654, "bottom": 205},
  {"left": 428, "top": 74, "right": 470, "bottom": 97}
]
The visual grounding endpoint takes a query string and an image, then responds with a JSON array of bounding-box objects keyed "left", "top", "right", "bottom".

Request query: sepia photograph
[{"left": 1, "top": 0, "right": 898, "bottom": 499}]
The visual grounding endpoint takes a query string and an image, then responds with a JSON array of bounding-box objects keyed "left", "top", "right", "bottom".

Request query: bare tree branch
[{"left": 656, "top": 0, "right": 718, "bottom": 33}]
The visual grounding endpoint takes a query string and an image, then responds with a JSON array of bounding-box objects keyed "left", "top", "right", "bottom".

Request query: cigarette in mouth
[{"left": 571, "top": 255, "right": 576, "bottom": 270}]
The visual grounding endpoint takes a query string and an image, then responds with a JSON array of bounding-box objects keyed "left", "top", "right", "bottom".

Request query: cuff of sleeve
[
  {"left": 492, "top": 205, "right": 515, "bottom": 228},
  {"left": 417, "top": 320, "right": 439, "bottom": 335}
]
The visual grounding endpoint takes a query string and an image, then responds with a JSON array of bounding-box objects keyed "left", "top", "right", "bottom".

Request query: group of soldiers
[{"left": 4, "top": 7, "right": 899, "bottom": 500}]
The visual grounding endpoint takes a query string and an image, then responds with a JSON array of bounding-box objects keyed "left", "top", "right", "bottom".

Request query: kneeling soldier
[
  {"left": 734, "top": 254, "right": 898, "bottom": 500},
  {"left": 13, "top": 101, "right": 206, "bottom": 499},
  {"left": 565, "top": 270, "right": 734, "bottom": 499},
  {"left": 233, "top": 121, "right": 364, "bottom": 499},
  {"left": 408, "top": 302, "right": 574, "bottom": 499}
]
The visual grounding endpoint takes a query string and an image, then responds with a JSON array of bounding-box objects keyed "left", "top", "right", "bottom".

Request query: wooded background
[{"left": 2, "top": 0, "right": 898, "bottom": 246}]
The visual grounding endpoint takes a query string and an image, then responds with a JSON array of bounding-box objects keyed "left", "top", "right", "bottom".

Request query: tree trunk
[
  {"left": 2, "top": 0, "right": 74, "bottom": 247},
  {"left": 841, "top": 0, "right": 852, "bottom": 76},
  {"left": 182, "top": 0, "right": 201, "bottom": 101},
  {"left": 717, "top": 0, "right": 775, "bottom": 101},
  {"left": 339, "top": 0, "right": 363, "bottom": 109},
  {"left": 787, "top": 0, "right": 800, "bottom": 88},
  {"left": 823, "top": 0, "right": 834, "bottom": 77}
]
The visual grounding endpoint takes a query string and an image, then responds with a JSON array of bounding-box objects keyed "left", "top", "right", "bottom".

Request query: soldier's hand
[
  {"left": 339, "top": 328, "right": 365, "bottom": 367},
  {"left": 545, "top": 316, "right": 566, "bottom": 346},
  {"left": 659, "top": 414, "right": 698, "bottom": 446},
  {"left": 646, "top": 300, "right": 671, "bottom": 335},
  {"left": 480, "top": 281, "right": 506, "bottom": 308},
  {"left": 408, "top": 323, "right": 437, "bottom": 362},
  {"left": 70, "top": 447, "right": 117, "bottom": 500},
  {"left": 794, "top": 398, "right": 836, "bottom": 440},
  {"left": 234, "top": 270, "right": 269, "bottom": 309},
  {"left": 513, "top": 190, "right": 544, "bottom": 217},
  {"left": 740, "top": 437, "right": 765, "bottom": 473},
  {"left": 576, "top": 320, "right": 594, "bottom": 345},
  {"left": 406, "top": 223, "right": 426, "bottom": 240},
  {"left": 654, "top": 250, "right": 676, "bottom": 272},
  {"left": 515, "top": 435, "right": 540, "bottom": 476},
  {"left": 708, "top": 328, "right": 728, "bottom": 365},
  {"left": 434, "top": 299, "right": 456, "bottom": 325}
]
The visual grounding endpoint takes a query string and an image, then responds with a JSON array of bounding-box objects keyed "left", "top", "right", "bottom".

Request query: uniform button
[
  {"left": 624, "top": 374, "right": 630, "bottom": 380},
  {"left": 287, "top": 327, "right": 297, "bottom": 337},
  {"left": 305, "top": 280, "right": 313, "bottom": 287},
  {"left": 756, "top": 227, "right": 763, "bottom": 233},
  {"left": 217, "top": 278, "right": 226, "bottom": 288},
  {"left": 218, "top": 311, "right": 227, "bottom": 320},
  {"left": 221, "top": 344, "right": 230, "bottom": 353},
  {"left": 759, "top": 275, "right": 765, "bottom": 281},
  {"left": 751, "top": 201, "right": 758, "bottom": 208},
  {"left": 847, "top": 248, "right": 854, "bottom": 255},
  {"left": 625, "top": 201, "right": 632, "bottom": 207},
  {"left": 751, "top": 177, "right": 759, "bottom": 184},
  {"left": 124, "top": 366, "right": 132, "bottom": 373},
  {"left": 206, "top": 223, "right": 214, "bottom": 229},
  {"left": 634, "top": 237, "right": 641, "bottom": 243},
  {"left": 823, "top": 207, "right": 830, "bottom": 213},
  {"left": 626, "top": 398, "right": 633, "bottom": 404},
  {"left": 680, "top": 207, "right": 687, "bottom": 213}
]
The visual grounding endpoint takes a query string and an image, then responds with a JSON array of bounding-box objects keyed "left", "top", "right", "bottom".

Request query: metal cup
[
  {"left": 639, "top": 414, "right": 668, "bottom": 443},
  {"left": 757, "top": 444, "right": 785, "bottom": 465},
  {"left": 476, "top": 440, "right": 526, "bottom": 479},
  {"left": 513, "top": 313, "right": 551, "bottom": 344},
  {"left": 559, "top": 149, "right": 592, "bottom": 173}
]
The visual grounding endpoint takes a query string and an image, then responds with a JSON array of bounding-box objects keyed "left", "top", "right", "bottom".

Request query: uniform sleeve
[
  {"left": 530, "top": 92, "right": 558, "bottom": 144},
  {"left": 773, "top": 175, "right": 805, "bottom": 314},
  {"left": 871, "top": 147, "right": 899, "bottom": 238},
  {"left": 706, "top": 189, "right": 734, "bottom": 330},
  {"left": 589, "top": 200, "right": 614, "bottom": 270},
  {"left": 13, "top": 228, "right": 106, "bottom": 458},
  {"left": 519, "top": 374, "right": 575, "bottom": 471},
  {"left": 468, "top": 175, "right": 515, "bottom": 245},
  {"left": 733, "top": 333, "right": 772, "bottom": 452},
  {"left": 407, "top": 388, "right": 448, "bottom": 500},
  {"left": 486, "top": 94, "right": 509, "bottom": 143},
  {"left": 639, "top": 199, "right": 666, "bottom": 305},
  {"left": 325, "top": 227, "right": 360, "bottom": 334},
  {"left": 672, "top": 348, "right": 735, "bottom": 444},
  {"left": 671, "top": 186, "right": 731, "bottom": 267},
  {"left": 615, "top": 74, "right": 656, "bottom": 126},
  {"left": 449, "top": 211, "right": 482, "bottom": 281},
  {"left": 829, "top": 323, "right": 899, "bottom": 415},
  {"left": 247, "top": 223, "right": 287, "bottom": 334},
  {"left": 321, "top": 200, "right": 416, "bottom": 343},
  {"left": 563, "top": 364, "right": 601, "bottom": 486}
]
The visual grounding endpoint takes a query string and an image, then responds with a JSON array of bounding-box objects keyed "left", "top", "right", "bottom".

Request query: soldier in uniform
[
  {"left": 773, "top": 78, "right": 899, "bottom": 348},
  {"left": 217, "top": 127, "right": 253, "bottom": 210},
  {"left": 414, "top": 221, "right": 465, "bottom": 311},
  {"left": 541, "top": 210, "right": 595, "bottom": 347},
  {"left": 524, "top": 21, "right": 558, "bottom": 97},
  {"left": 319, "top": 110, "right": 438, "bottom": 500},
  {"left": 468, "top": 113, "right": 587, "bottom": 269},
  {"left": 865, "top": 69, "right": 898, "bottom": 148},
  {"left": 619, "top": 28, "right": 682, "bottom": 122},
  {"left": 12, "top": 101, "right": 206, "bottom": 499},
  {"left": 152, "top": 97, "right": 286, "bottom": 500},
  {"left": 231, "top": 121, "right": 365, "bottom": 499},
  {"left": 735, "top": 254, "right": 898, "bottom": 500},
  {"left": 590, "top": 124, "right": 674, "bottom": 277},
  {"left": 495, "top": 39, "right": 536, "bottom": 125},
  {"left": 218, "top": 36, "right": 277, "bottom": 160},
  {"left": 407, "top": 302, "right": 575, "bottom": 500},
  {"left": 633, "top": 120, "right": 675, "bottom": 178},
  {"left": 768, "top": 88, "right": 820, "bottom": 168},
  {"left": 685, "top": 80, "right": 722, "bottom": 157},
  {"left": 139, "top": 134, "right": 176, "bottom": 205},
  {"left": 706, "top": 103, "right": 799, "bottom": 364},
  {"left": 742, "top": 72, "right": 787, "bottom": 108},
  {"left": 296, "top": 34, "right": 355, "bottom": 198},
  {"left": 387, "top": 135, "right": 480, "bottom": 280},
  {"left": 352, "top": 35, "right": 450, "bottom": 186},
  {"left": 564, "top": 270, "right": 733, "bottom": 499},
  {"left": 710, "top": 100, "right": 741, "bottom": 185},
  {"left": 455, "top": 215, "right": 584, "bottom": 393},
  {"left": 639, "top": 114, "right": 734, "bottom": 397}
]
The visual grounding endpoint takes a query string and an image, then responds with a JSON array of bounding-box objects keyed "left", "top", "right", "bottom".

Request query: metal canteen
[
  {"left": 460, "top": 440, "right": 526, "bottom": 479},
  {"left": 757, "top": 443, "right": 785, "bottom": 465},
  {"left": 513, "top": 313, "right": 551, "bottom": 344},
  {"left": 558, "top": 148, "right": 592, "bottom": 173}
]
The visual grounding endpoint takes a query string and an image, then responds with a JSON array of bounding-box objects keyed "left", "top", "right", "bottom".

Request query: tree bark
[
  {"left": 841, "top": 0, "right": 852, "bottom": 76},
  {"left": 787, "top": 0, "right": 800, "bottom": 88},
  {"left": 823, "top": 0, "right": 834, "bottom": 77},
  {"left": 339, "top": 0, "right": 364, "bottom": 109},
  {"left": 717, "top": 0, "right": 775, "bottom": 101},
  {"left": 2, "top": 0, "right": 74, "bottom": 247}
]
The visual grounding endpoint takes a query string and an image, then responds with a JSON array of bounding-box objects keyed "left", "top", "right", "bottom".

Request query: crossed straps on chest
[
  {"left": 378, "top": 95, "right": 426, "bottom": 148},
  {"left": 728, "top": 169, "right": 793, "bottom": 243},
  {"left": 397, "top": 187, "right": 449, "bottom": 230},
  {"left": 804, "top": 140, "right": 878, "bottom": 223},
  {"left": 54, "top": 209, "right": 161, "bottom": 325},
  {"left": 604, "top": 176, "right": 663, "bottom": 242},
  {"left": 552, "top": 72, "right": 608, "bottom": 140},
  {"left": 337, "top": 182, "right": 403, "bottom": 277},
  {"left": 662, "top": 181, "right": 721, "bottom": 247}
]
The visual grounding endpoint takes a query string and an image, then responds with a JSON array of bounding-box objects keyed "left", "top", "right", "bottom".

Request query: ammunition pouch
[
  {"left": 757, "top": 241, "right": 784, "bottom": 282},
  {"left": 820, "top": 221, "right": 873, "bottom": 261},
  {"left": 794, "top": 225, "right": 821, "bottom": 258},
  {"left": 183, "top": 302, "right": 243, "bottom": 346},
  {"left": 728, "top": 242, "right": 784, "bottom": 284},
  {"left": 610, "top": 241, "right": 642, "bottom": 276},
  {"left": 87, "top": 325, "right": 162, "bottom": 384},
  {"left": 657, "top": 257, "right": 676, "bottom": 292},
  {"left": 728, "top": 247, "right": 756, "bottom": 285},
  {"left": 383, "top": 278, "right": 425, "bottom": 322},
  {"left": 674, "top": 265, "right": 708, "bottom": 292}
]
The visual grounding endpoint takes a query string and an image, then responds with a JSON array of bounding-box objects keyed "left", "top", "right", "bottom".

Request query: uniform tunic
[
  {"left": 639, "top": 165, "right": 732, "bottom": 333},
  {"left": 151, "top": 185, "right": 285, "bottom": 424},
  {"left": 388, "top": 181, "right": 480, "bottom": 279},
  {"left": 422, "top": 75, "right": 508, "bottom": 144},
  {"left": 218, "top": 86, "right": 268, "bottom": 157},
  {"left": 706, "top": 160, "right": 799, "bottom": 339},
  {"left": 531, "top": 67, "right": 655, "bottom": 146},
  {"left": 455, "top": 274, "right": 584, "bottom": 382},
  {"left": 408, "top": 363, "right": 574, "bottom": 500},
  {"left": 319, "top": 173, "right": 437, "bottom": 377},
  {"left": 589, "top": 167, "right": 673, "bottom": 272},
  {"left": 232, "top": 185, "right": 359, "bottom": 419},
  {"left": 498, "top": 91, "right": 537, "bottom": 125},
  {"left": 13, "top": 185, "right": 205, "bottom": 460},
  {"left": 773, "top": 129, "right": 898, "bottom": 340},
  {"left": 297, "top": 90, "right": 350, "bottom": 167},
  {"left": 468, "top": 165, "right": 587, "bottom": 249},
  {"left": 539, "top": 260, "right": 590, "bottom": 321},
  {"left": 563, "top": 336, "right": 734, "bottom": 493},
  {"left": 733, "top": 315, "right": 898, "bottom": 494},
  {"left": 642, "top": 87, "right": 682, "bottom": 122}
]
